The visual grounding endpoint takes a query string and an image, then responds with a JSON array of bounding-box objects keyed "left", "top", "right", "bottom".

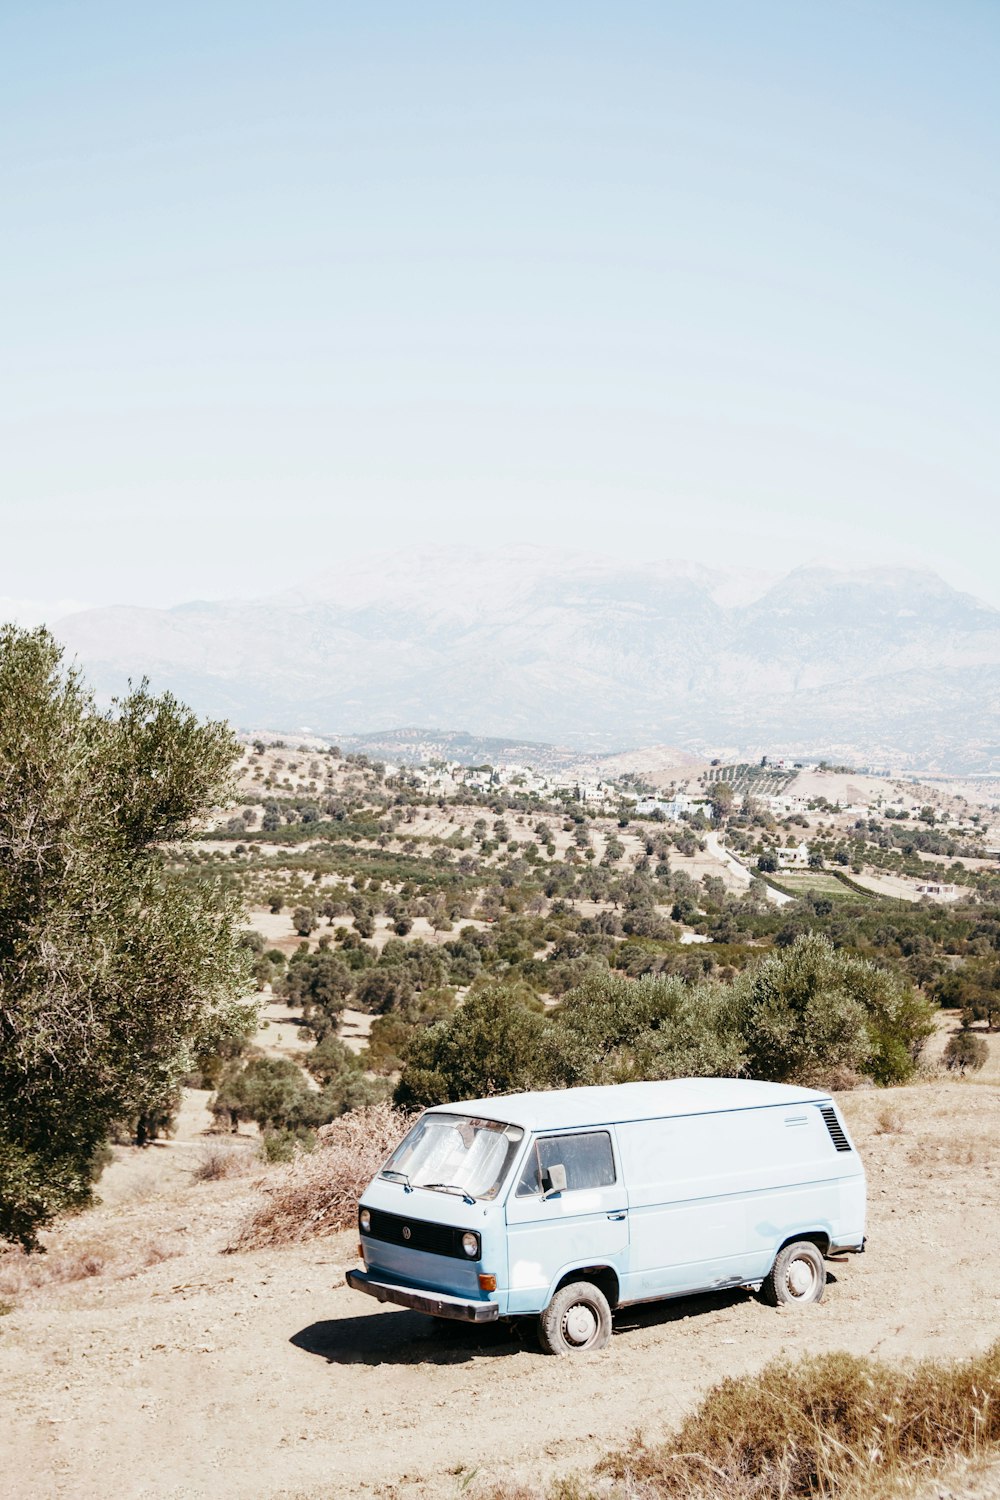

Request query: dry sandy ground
[
  {"left": 2, "top": 1029, "right": 999, "bottom": 1500},
  {"left": 852, "top": 869, "right": 941, "bottom": 903}
]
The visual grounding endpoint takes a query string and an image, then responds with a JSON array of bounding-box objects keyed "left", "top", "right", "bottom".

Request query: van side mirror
[{"left": 542, "top": 1163, "right": 567, "bottom": 1198}]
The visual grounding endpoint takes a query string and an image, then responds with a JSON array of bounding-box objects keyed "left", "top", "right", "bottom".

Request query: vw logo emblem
[{"left": 402, "top": 1226, "right": 411, "bottom": 1241}]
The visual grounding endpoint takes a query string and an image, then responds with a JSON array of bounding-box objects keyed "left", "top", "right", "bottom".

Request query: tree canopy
[
  {"left": 392, "top": 934, "right": 934, "bottom": 1108},
  {"left": 0, "top": 626, "right": 256, "bottom": 1247}
]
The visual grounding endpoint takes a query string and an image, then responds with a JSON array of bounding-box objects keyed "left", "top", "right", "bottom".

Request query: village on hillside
[{"left": 225, "top": 735, "right": 1000, "bottom": 914}]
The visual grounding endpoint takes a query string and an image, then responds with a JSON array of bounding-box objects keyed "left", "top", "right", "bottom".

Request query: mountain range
[{"left": 53, "top": 547, "right": 1000, "bottom": 772}]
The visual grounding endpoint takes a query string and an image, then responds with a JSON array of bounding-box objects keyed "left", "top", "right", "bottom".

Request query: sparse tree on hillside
[
  {"left": 292, "top": 905, "right": 318, "bottom": 937},
  {"left": 942, "top": 1028, "right": 988, "bottom": 1074},
  {"left": 282, "top": 948, "right": 352, "bottom": 1037},
  {"left": 0, "top": 626, "right": 255, "bottom": 1249},
  {"left": 354, "top": 966, "right": 415, "bottom": 1015},
  {"left": 708, "top": 781, "right": 735, "bottom": 825}
]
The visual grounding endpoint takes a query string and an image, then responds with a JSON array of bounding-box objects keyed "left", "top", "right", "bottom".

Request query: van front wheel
[
  {"left": 762, "top": 1241, "right": 826, "bottom": 1306},
  {"left": 539, "top": 1282, "right": 613, "bottom": 1355}
]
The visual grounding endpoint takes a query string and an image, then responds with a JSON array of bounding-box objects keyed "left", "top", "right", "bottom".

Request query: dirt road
[
  {"left": 704, "top": 832, "right": 794, "bottom": 905},
  {"left": 2, "top": 1037, "right": 999, "bottom": 1499}
]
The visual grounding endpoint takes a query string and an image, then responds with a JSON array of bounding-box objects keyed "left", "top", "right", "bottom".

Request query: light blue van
[{"left": 346, "top": 1078, "right": 866, "bottom": 1354}]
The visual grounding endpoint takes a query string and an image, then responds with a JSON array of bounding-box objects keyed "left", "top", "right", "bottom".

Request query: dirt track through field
[{"left": 2, "top": 1037, "right": 999, "bottom": 1499}]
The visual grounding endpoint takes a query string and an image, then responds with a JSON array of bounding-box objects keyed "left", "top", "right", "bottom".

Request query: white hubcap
[
  {"left": 787, "top": 1258, "right": 815, "bottom": 1297},
  {"left": 564, "top": 1303, "right": 598, "bottom": 1344}
]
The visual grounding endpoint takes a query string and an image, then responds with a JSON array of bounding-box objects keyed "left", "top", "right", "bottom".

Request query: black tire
[
  {"left": 538, "top": 1281, "right": 613, "bottom": 1355},
  {"left": 761, "top": 1240, "right": 826, "bottom": 1307}
]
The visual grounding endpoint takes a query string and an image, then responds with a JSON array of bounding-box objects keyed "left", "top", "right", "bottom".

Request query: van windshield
[{"left": 381, "top": 1114, "right": 524, "bottom": 1201}]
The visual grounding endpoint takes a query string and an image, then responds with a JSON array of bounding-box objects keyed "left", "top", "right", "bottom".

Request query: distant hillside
[
  {"left": 333, "top": 727, "right": 577, "bottom": 770},
  {"left": 54, "top": 547, "right": 1000, "bottom": 773}
]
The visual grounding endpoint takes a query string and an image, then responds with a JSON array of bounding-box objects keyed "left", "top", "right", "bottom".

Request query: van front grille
[
  {"left": 362, "top": 1208, "right": 474, "bottom": 1260},
  {"left": 820, "top": 1106, "right": 851, "bottom": 1152}
]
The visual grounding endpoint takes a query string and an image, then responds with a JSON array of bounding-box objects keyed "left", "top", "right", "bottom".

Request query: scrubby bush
[
  {"left": 353, "top": 966, "right": 415, "bottom": 1015},
  {"left": 365, "top": 988, "right": 457, "bottom": 1074},
  {"left": 553, "top": 972, "right": 744, "bottom": 1085},
  {"left": 258, "top": 1129, "right": 314, "bottom": 1163},
  {"left": 304, "top": 1034, "right": 389, "bottom": 1111},
  {"left": 394, "top": 985, "right": 558, "bottom": 1110},
  {"left": 212, "top": 1056, "right": 325, "bottom": 1133},
  {"left": 725, "top": 933, "right": 933, "bottom": 1087},
  {"left": 594, "top": 1339, "right": 1000, "bottom": 1499},
  {"left": 943, "top": 1028, "right": 989, "bottom": 1074},
  {"left": 192, "top": 1141, "right": 256, "bottom": 1181}
]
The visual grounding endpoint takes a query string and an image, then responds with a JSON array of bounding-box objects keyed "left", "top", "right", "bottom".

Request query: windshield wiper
[
  {"left": 381, "top": 1168, "right": 412, "bottom": 1192},
  {"left": 421, "top": 1182, "right": 476, "bottom": 1205}
]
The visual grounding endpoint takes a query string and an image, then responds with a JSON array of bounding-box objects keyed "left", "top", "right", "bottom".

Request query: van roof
[{"left": 428, "top": 1078, "right": 831, "bottom": 1132}]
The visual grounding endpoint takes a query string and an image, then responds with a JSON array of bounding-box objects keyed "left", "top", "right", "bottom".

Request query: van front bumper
[{"left": 346, "top": 1268, "right": 499, "bottom": 1323}]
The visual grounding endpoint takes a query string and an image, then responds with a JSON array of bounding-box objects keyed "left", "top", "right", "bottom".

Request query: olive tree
[
  {"left": 394, "top": 985, "right": 558, "bottom": 1109},
  {"left": 0, "top": 627, "right": 256, "bottom": 1248},
  {"left": 724, "top": 932, "right": 934, "bottom": 1087}
]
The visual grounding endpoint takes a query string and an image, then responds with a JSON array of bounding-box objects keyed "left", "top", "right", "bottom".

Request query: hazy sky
[{"left": 2, "top": 1, "right": 998, "bottom": 619}]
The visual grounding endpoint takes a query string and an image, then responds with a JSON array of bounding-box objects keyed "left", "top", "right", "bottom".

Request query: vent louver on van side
[{"left": 820, "top": 1106, "right": 851, "bottom": 1152}]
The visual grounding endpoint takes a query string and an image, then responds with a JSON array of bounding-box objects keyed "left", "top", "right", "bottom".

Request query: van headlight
[
  {"left": 359, "top": 1208, "right": 371, "bottom": 1233},
  {"left": 461, "top": 1232, "right": 480, "bottom": 1258}
]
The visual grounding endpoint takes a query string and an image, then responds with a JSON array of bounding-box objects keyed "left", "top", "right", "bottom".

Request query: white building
[
  {"left": 915, "top": 881, "right": 960, "bottom": 902},
  {"left": 634, "top": 791, "right": 713, "bottom": 821}
]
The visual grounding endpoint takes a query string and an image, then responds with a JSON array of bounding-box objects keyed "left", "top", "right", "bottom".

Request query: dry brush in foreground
[
  {"left": 228, "top": 1102, "right": 410, "bottom": 1251},
  {"left": 480, "top": 1339, "right": 1000, "bottom": 1500}
]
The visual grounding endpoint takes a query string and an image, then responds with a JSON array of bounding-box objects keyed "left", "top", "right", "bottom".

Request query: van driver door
[{"left": 504, "top": 1130, "right": 629, "bottom": 1315}]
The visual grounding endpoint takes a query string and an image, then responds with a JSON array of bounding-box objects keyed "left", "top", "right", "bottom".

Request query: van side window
[{"left": 515, "top": 1131, "right": 616, "bottom": 1196}]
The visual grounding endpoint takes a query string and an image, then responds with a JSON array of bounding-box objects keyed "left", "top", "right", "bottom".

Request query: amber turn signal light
[{"left": 478, "top": 1273, "right": 497, "bottom": 1292}]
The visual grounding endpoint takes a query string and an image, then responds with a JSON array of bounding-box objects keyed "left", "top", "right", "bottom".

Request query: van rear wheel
[
  {"left": 762, "top": 1240, "right": 826, "bottom": 1306},
  {"left": 538, "top": 1281, "right": 612, "bottom": 1355}
]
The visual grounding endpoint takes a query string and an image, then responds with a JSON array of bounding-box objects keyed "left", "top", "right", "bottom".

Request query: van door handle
[{"left": 607, "top": 1211, "right": 627, "bottom": 1221}]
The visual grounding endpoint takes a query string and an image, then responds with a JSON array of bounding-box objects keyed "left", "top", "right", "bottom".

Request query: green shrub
[
  {"left": 258, "top": 1128, "right": 315, "bottom": 1163},
  {"left": 943, "top": 1028, "right": 989, "bottom": 1073},
  {"left": 726, "top": 933, "right": 933, "bottom": 1087},
  {"left": 394, "top": 985, "right": 558, "bottom": 1109},
  {"left": 552, "top": 972, "right": 744, "bottom": 1085}
]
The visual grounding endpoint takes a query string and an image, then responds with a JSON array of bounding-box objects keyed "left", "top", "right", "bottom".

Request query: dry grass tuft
[
  {"left": 0, "top": 1246, "right": 107, "bottom": 1296},
  {"left": 0, "top": 1235, "right": 182, "bottom": 1301},
  {"left": 192, "top": 1141, "right": 257, "bottom": 1182},
  {"left": 228, "top": 1102, "right": 410, "bottom": 1252},
  {"left": 137, "top": 1238, "right": 181, "bottom": 1270},
  {"left": 907, "top": 1132, "right": 978, "bottom": 1168},
  {"left": 874, "top": 1106, "right": 906, "bottom": 1135}
]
